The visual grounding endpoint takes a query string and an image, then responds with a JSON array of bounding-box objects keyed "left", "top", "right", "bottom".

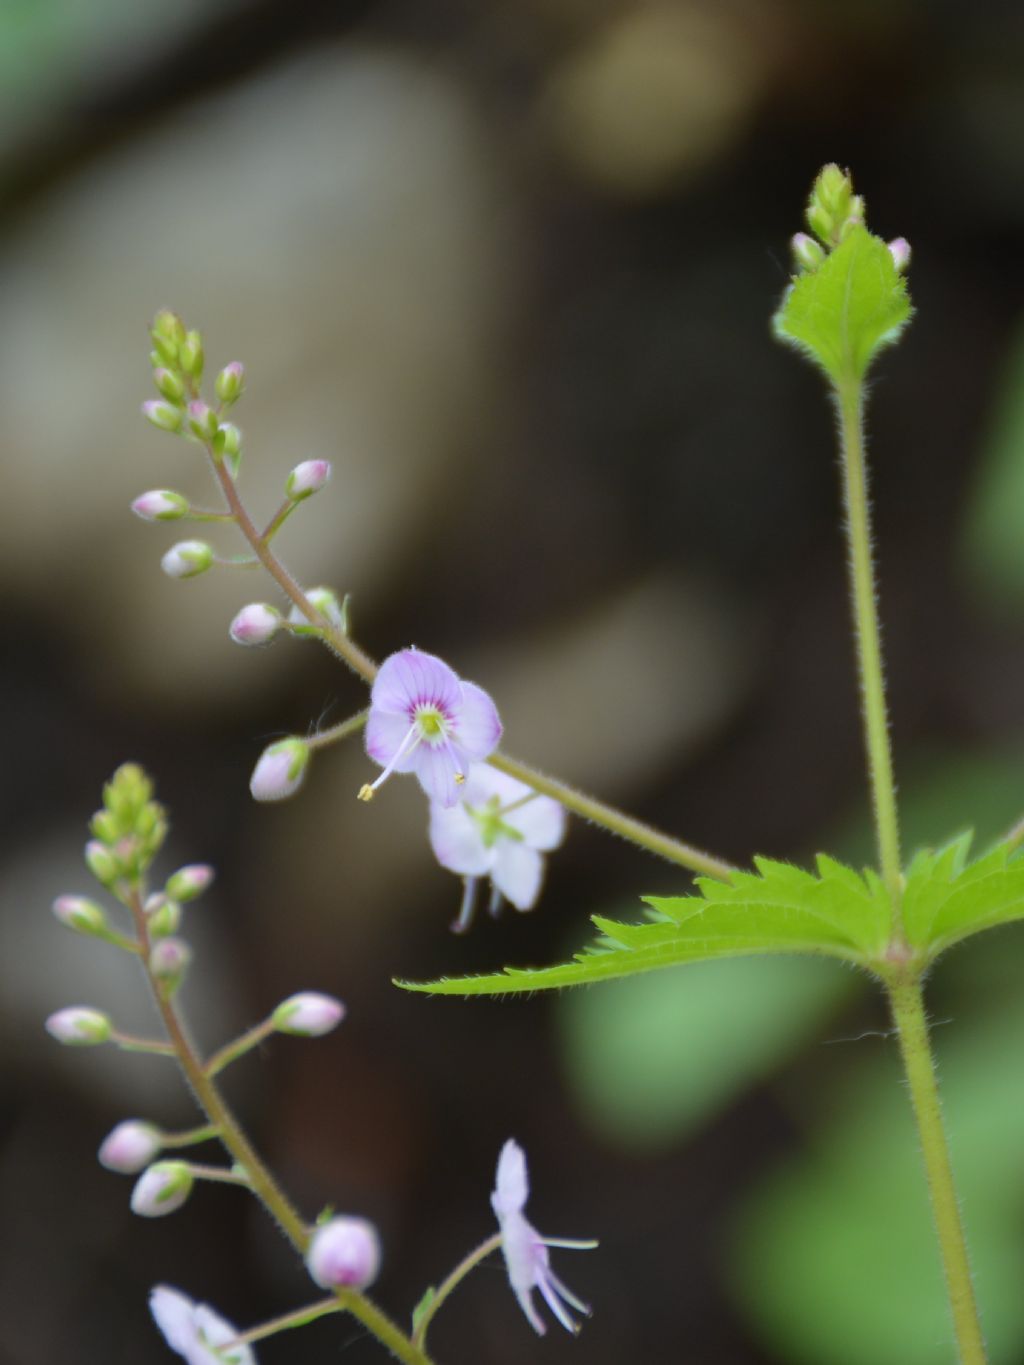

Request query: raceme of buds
[
  {"left": 272, "top": 992, "right": 346, "bottom": 1037},
  {"left": 187, "top": 401, "right": 218, "bottom": 441},
  {"left": 88, "top": 764, "right": 168, "bottom": 883},
  {"left": 131, "top": 489, "right": 189, "bottom": 522},
  {"left": 149, "top": 937, "right": 192, "bottom": 991},
  {"left": 161, "top": 541, "right": 214, "bottom": 580},
  {"left": 45, "top": 1006, "right": 113, "bottom": 1046},
  {"left": 165, "top": 864, "right": 215, "bottom": 902},
  {"left": 215, "top": 361, "right": 245, "bottom": 404},
  {"left": 52, "top": 894, "right": 108, "bottom": 937},
  {"left": 285, "top": 460, "right": 332, "bottom": 501},
  {"left": 179, "top": 330, "right": 204, "bottom": 380},
  {"left": 229, "top": 603, "right": 281, "bottom": 646},
  {"left": 306, "top": 1216, "right": 381, "bottom": 1290},
  {"left": 99, "top": 1120, "right": 163, "bottom": 1174},
  {"left": 152, "top": 367, "right": 186, "bottom": 404},
  {"left": 249, "top": 738, "right": 310, "bottom": 802},
  {"left": 142, "top": 400, "right": 184, "bottom": 434},
  {"left": 131, "top": 1161, "right": 194, "bottom": 1217}
]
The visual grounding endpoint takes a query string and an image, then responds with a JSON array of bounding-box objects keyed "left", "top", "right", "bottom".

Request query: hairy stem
[
  {"left": 885, "top": 970, "right": 987, "bottom": 1363},
  {"left": 836, "top": 379, "right": 903, "bottom": 926},
  {"left": 411, "top": 1234, "right": 503, "bottom": 1348}
]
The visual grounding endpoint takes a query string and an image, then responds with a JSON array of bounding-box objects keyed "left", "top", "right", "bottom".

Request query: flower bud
[
  {"left": 152, "top": 367, "right": 186, "bottom": 404},
  {"left": 790, "top": 231, "right": 825, "bottom": 273},
  {"left": 288, "top": 587, "right": 346, "bottom": 633},
  {"left": 285, "top": 460, "right": 332, "bottom": 501},
  {"left": 147, "top": 898, "right": 181, "bottom": 939},
  {"left": 887, "top": 236, "right": 911, "bottom": 272},
  {"left": 161, "top": 540, "right": 214, "bottom": 580},
  {"left": 149, "top": 937, "right": 191, "bottom": 991},
  {"left": 272, "top": 992, "right": 346, "bottom": 1037},
  {"left": 85, "top": 839, "right": 119, "bottom": 886},
  {"left": 152, "top": 310, "right": 186, "bottom": 346},
  {"left": 45, "top": 1006, "right": 113, "bottom": 1046},
  {"left": 52, "top": 894, "right": 108, "bottom": 936},
  {"left": 215, "top": 362, "right": 245, "bottom": 404},
  {"left": 99, "top": 1120, "right": 163, "bottom": 1174},
  {"left": 131, "top": 489, "right": 189, "bottom": 522},
  {"left": 249, "top": 738, "right": 310, "bottom": 802},
  {"left": 186, "top": 401, "right": 218, "bottom": 441},
  {"left": 229, "top": 603, "right": 281, "bottom": 646},
  {"left": 179, "top": 330, "right": 204, "bottom": 380},
  {"left": 306, "top": 1216, "right": 381, "bottom": 1290},
  {"left": 165, "top": 864, "right": 215, "bottom": 902},
  {"left": 142, "top": 400, "right": 184, "bottom": 434},
  {"left": 130, "top": 1160, "right": 194, "bottom": 1217}
]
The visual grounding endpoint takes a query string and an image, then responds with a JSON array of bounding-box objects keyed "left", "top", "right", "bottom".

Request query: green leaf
[
  {"left": 411, "top": 1287, "right": 437, "bottom": 1337},
  {"left": 902, "top": 833, "right": 1024, "bottom": 957},
  {"left": 773, "top": 226, "right": 912, "bottom": 385},
  {"left": 397, "top": 856, "right": 891, "bottom": 997}
]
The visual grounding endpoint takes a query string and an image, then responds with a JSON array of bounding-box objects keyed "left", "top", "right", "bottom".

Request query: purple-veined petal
[
  {"left": 452, "top": 681, "right": 503, "bottom": 760},
  {"left": 365, "top": 710, "right": 420, "bottom": 772},
  {"left": 371, "top": 649, "right": 461, "bottom": 716},
  {"left": 508, "top": 793, "right": 566, "bottom": 852},
  {"left": 429, "top": 803, "right": 494, "bottom": 876},
  {"left": 492, "top": 843, "right": 544, "bottom": 911},
  {"left": 412, "top": 743, "right": 462, "bottom": 807}
]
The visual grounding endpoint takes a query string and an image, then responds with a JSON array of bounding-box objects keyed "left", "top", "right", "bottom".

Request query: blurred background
[{"left": 3, "top": 0, "right": 1024, "bottom": 1361}]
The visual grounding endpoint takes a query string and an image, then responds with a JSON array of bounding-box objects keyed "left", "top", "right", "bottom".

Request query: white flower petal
[
  {"left": 491, "top": 843, "right": 544, "bottom": 911},
  {"left": 492, "top": 1138, "right": 529, "bottom": 1214},
  {"left": 508, "top": 794, "right": 566, "bottom": 852},
  {"left": 452, "top": 681, "right": 502, "bottom": 760},
  {"left": 365, "top": 710, "right": 419, "bottom": 771},
  {"left": 429, "top": 803, "right": 494, "bottom": 876}
]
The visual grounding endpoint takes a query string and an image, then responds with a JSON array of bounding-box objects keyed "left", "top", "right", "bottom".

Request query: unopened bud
[
  {"left": 45, "top": 1006, "right": 113, "bottom": 1046},
  {"left": 142, "top": 400, "right": 184, "bottom": 434},
  {"left": 306, "top": 1216, "right": 381, "bottom": 1290},
  {"left": 152, "top": 310, "right": 186, "bottom": 346},
  {"left": 52, "top": 894, "right": 108, "bottom": 936},
  {"left": 165, "top": 864, "right": 215, "bottom": 902},
  {"left": 790, "top": 231, "right": 826, "bottom": 273},
  {"left": 229, "top": 603, "right": 281, "bottom": 646},
  {"left": 887, "top": 236, "right": 911, "bottom": 272},
  {"left": 288, "top": 587, "right": 346, "bottom": 633},
  {"left": 152, "top": 368, "right": 186, "bottom": 404},
  {"left": 131, "top": 489, "right": 189, "bottom": 522},
  {"left": 85, "top": 839, "right": 119, "bottom": 886},
  {"left": 179, "top": 330, "right": 204, "bottom": 380},
  {"left": 99, "top": 1120, "right": 163, "bottom": 1174},
  {"left": 272, "top": 992, "right": 346, "bottom": 1037},
  {"left": 286, "top": 460, "right": 332, "bottom": 501},
  {"left": 161, "top": 540, "right": 214, "bottom": 580},
  {"left": 215, "top": 362, "right": 245, "bottom": 404},
  {"left": 249, "top": 738, "right": 310, "bottom": 802},
  {"left": 130, "top": 1160, "right": 194, "bottom": 1217},
  {"left": 149, "top": 937, "right": 191, "bottom": 990},
  {"left": 187, "top": 401, "right": 218, "bottom": 441},
  {"left": 147, "top": 898, "right": 181, "bottom": 939}
]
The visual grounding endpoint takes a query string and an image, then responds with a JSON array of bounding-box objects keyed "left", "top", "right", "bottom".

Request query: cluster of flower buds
[
  {"left": 789, "top": 165, "right": 911, "bottom": 280},
  {"left": 85, "top": 763, "right": 168, "bottom": 892}
]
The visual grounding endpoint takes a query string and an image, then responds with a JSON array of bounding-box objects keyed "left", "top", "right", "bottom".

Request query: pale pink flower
[
  {"left": 492, "top": 1139, "right": 596, "bottom": 1336},
  {"left": 272, "top": 992, "right": 345, "bottom": 1037},
  {"left": 150, "top": 1285, "right": 255, "bottom": 1365},
  {"left": 361, "top": 649, "right": 501, "bottom": 808},
  {"left": 99, "top": 1120, "right": 162, "bottom": 1174},
  {"left": 429, "top": 766, "right": 566, "bottom": 930}
]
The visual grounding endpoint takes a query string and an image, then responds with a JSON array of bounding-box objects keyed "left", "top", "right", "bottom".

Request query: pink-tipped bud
[
  {"left": 142, "top": 400, "right": 184, "bottom": 434},
  {"left": 52, "top": 894, "right": 107, "bottom": 936},
  {"left": 131, "top": 489, "right": 189, "bottom": 522},
  {"left": 285, "top": 460, "right": 332, "bottom": 501},
  {"left": 229, "top": 603, "right": 281, "bottom": 646},
  {"left": 45, "top": 1006, "right": 113, "bottom": 1046},
  {"left": 887, "top": 236, "right": 911, "bottom": 272},
  {"left": 215, "top": 362, "right": 245, "bottom": 404},
  {"left": 152, "top": 368, "right": 186, "bottom": 404},
  {"left": 306, "top": 1216, "right": 381, "bottom": 1290},
  {"left": 165, "top": 864, "right": 215, "bottom": 902},
  {"left": 186, "top": 401, "right": 218, "bottom": 441},
  {"left": 249, "top": 738, "right": 310, "bottom": 802},
  {"left": 130, "top": 1160, "right": 194, "bottom": 1217},
  {"left": 179, "top": 331, "right": 204, "bottom": 380},
  {"left": 152, "top": 310, "right": 186, "bottom": 346},
  {"left": 85, "top": 839, "right": 119, "bottom": 886},
  {"left": 161, "top": 540, "right": 214, "bottom": 580},
  {"left": 149, "top": 937, "right": 191, "bottom": 990},
  {"left": 790, "top": 231, "right": 826, "bottom": 273},
  {"left": 99, "top": 1120, "right": 163, "bottom": 1174},
  {"left": 272, "top": 992, "right": 346, "bottom": 1037}
]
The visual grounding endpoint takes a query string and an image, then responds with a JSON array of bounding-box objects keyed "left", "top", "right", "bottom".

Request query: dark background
[{"left": 3, "top": 1, "right": 1024, "bottom": 1361}]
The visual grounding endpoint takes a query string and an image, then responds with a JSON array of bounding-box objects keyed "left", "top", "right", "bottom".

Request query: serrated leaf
[
  {"left": 397, "top": 857, "right": 890, "bottom": 997},
  {"left": 773, "top": 227, "right": 912, "bottom": 385},
  {"left": 902, "top": 834, "right": 1024, "bottom": 957}
]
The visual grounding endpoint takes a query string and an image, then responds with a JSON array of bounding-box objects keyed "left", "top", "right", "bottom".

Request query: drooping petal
[
  {"left": 508, "top": 794, "right": 566, "bottom": 852},
  {"left": 452, "top": 681, "right": 503, "bottom": 760},
  {"left": 365, "top": 709, "right": 420, "bottom": 772},
  {"left": 429, "top": 802, "right": 494, "bottom": 876},
  {"left": 412, "top": 742, "right": 462, "bottom": 807},
  {"left": 493, "top": 1138, "right": 529, "bottom": 1215},
  {"left": 149, "top": 1286, "right": 255, "bottom": 1365},
  {"left": 491, "top": 843, "right": 544, "bottom": 911},
  {"left": 371, "top": 649, "right": 461, "bottom": 717}
]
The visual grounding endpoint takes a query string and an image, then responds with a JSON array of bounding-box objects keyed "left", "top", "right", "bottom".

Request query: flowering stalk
[{"left": 411, "top": 1234, "right": 502, "bottom": 1349}]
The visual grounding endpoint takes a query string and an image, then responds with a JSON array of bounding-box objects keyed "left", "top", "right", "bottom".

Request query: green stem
[
  {"left": 235, "top": 1297, "right": 342, "bottom": 1346},
  {"left": 885, "top": 970, "right": 987, "bottom": 1363},
  {"left": 111, "top": 1031, "right": 177, "bottom": 1057},
  {"left": 412, "top": 1234, "right": 503, "bottom": 1348},
  {"left": 161, "top": 1122, "right": 220, "bottom": 1149},
  {"left": 308, "top": 709, "right": 369, "bottom": 751},
  {"left": 124, "top": 888, "right": 435, "bottom": 1365},
  {"left": 836, "top": 379, "right": 903, "bottom": 924},
  {"left": 205, "top": 1019, "right": 276, "bottom": 1078},
  {"left": 261, "top": 498, "right": 299, "bottom": 543}
]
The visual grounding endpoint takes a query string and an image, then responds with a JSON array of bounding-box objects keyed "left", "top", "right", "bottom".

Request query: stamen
[
  {"left": 488, "top": 884, "right": 504, "bottom": 918},
  {"left": 452, "top": 877, "right": 480, "bottom": 934},
  {"left": 357, "top": 723, "right": 421, "bottom": 802}
]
